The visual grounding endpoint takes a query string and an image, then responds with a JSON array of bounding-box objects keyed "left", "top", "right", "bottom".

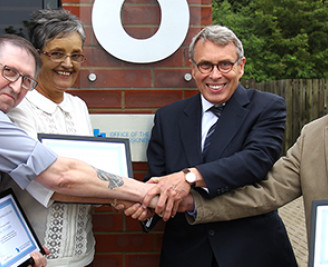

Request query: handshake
[{"left": 112, "top": 168, "right": 202, "bottom": 222}]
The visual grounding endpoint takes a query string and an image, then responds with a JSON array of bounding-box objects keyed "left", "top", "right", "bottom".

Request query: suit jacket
[
  {"left": 188, "top": 114, "right": 328, "bottom": 243},
  {"left": 145, "top": 84, "right": 297, "bottom": 267}
]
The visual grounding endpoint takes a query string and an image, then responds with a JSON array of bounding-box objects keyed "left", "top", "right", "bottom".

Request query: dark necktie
[{"left": 202, "top": 105, "right": 224, "bottom": 156}]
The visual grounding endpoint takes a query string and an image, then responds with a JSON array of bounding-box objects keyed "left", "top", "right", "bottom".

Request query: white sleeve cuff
[{"left": 26, "top": 180, "right": 54, "bottom": 207}]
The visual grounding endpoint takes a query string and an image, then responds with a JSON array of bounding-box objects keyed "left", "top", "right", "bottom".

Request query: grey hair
[
  {"left": 189, "top": 25, "right": 244, "bottom": 61},
  {"left": 28, "top": 8, "right": 86, "bottom": 50},
  {"left": 0, "top": 34, "right": 42, "bottom": 78}
]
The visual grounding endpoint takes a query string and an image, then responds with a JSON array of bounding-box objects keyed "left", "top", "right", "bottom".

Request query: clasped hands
[{"left": 115, "top": 170, "right": 197, "bottom": 222}]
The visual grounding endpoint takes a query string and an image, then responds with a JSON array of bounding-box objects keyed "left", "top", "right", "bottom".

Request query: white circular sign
[{"left": 92, "top": 0, "right": 190, "bottom": 63}]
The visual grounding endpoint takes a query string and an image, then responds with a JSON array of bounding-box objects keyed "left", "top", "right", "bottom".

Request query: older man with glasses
[{"left": 125, "top": 25, "right": 297, "bottom": 267}]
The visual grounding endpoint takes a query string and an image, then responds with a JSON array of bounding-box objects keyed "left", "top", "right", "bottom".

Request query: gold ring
[{"left": 110, "top": 199, "right": 117, "bottom": 207}]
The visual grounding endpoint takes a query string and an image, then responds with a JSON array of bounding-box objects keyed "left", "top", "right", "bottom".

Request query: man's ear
[{"left": 238, "top": 57, "right": 246, "bottom": 78}]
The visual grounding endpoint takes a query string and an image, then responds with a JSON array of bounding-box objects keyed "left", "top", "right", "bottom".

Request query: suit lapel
[
  {"left": 205, "top": 85, "right": 250, "bottom": 160},
  {"left": 179, "top": 94, "right": 203, "bottom": 166}
]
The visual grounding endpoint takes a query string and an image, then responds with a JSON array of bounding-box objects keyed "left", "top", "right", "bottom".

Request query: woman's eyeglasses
[{"left": 40, "top": 50, "right": 86, "bottom": 63}]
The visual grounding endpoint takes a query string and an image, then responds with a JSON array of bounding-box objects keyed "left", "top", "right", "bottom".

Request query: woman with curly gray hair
[{"left": 5, "top": 8, "right": 95, "bottom": 267}]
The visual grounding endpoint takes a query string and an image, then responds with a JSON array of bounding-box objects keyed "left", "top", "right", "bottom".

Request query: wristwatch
[{"left": 182, "top": 168, "right": 196, "bottom": 187}]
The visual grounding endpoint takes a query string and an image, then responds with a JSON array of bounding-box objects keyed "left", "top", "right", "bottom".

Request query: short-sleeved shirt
[{"left": 0, "top": 110, "right": 57, "bottom": 189}]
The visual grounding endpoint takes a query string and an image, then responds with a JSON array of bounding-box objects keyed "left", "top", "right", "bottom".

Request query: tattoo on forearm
[{"left": 93, "top": 167, "right": 124, "bottom": 189}]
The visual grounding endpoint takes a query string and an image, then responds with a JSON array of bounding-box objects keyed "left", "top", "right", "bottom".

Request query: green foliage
[{"left": 212, "top": 0, "right": 328, "bottom": 81}]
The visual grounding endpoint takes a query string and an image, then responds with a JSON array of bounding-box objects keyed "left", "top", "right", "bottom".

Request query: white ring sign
[{"left": 92, "top": 0, "right": 190, "bottom": 63}]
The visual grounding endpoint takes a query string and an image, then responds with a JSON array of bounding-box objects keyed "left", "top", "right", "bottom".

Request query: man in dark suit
[{"left": 135, "top": 25, "right": 297, "bottom": 266}]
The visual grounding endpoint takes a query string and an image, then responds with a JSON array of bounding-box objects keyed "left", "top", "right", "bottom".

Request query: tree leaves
[{"left": 213, "top": 0, "right": 328, "bottom": 81}]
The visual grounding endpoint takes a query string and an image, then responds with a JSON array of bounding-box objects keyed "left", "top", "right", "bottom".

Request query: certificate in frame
[
  {"left": 38, "top": 133, "right": 133, "bottom": 178},
  {"left": 0, "top": 188, "right": 45, "bottom": 267},
  {"left": 309, "top": 200, "right": 328, "bottom": 267}
]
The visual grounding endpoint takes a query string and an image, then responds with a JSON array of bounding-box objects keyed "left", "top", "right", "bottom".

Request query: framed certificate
[
  {"left": 0, "top": 188, "right": 45, "bottom": 267},
  {"left": 38, "top": 133, "right": 133, "bottom": 178},
  {"left": 309, "top": 200, "right": 328, "bottom": 267}
]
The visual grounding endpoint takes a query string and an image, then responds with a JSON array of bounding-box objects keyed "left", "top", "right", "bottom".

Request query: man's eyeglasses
[
  {"left": 40, "top": 50, "right": 86, "bottom": 63},
  {"left": 192, "top": 57, "right": 241, "bottom": 74},
  {"left": 0, "top": 63, "right": 38, "bottom": 90}
]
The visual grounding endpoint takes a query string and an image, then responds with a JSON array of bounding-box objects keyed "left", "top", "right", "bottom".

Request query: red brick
[
  {"left": 126, "top": 215, "right": 166, "bottom": 232},
  {"left": 76, "top": 69, "right": 152, "bottom": 88},
  {"left": 63, "top": 6, "right": 80, "bottom": 18},
  {"left": 155, "top": 232, "right": 164, "bottom": 251},
  {"left": 150, "top": 49, "right": 185, "bottom": 68},
  {"left": 123, "top": 26, "right": 159, "bottom": 40},
  {"left": 133, "top": 171, "right": 147, "bottom": 181},
  {"left": 83, "top": 26, "right": 92, "bottom": 46},
  {"left": 125, "top": 216, "right": 165, "bottom": 232},
  {"left": 83, "top": 47, "right": 123, "bottom": 67},
  {"left": 69, "top": 90, "right": 121, "bottom": 108},
  {"left": 97, "top": 48, "right": 186, "bottom": 69},
  {"left": 64, "top": 6, "right": 92, "bottom": 25},
  {"left": 154, "top": 69, "right": 196, "bottom": 88},
  {"left": 62, "top": 0, "right": 90, "bottom": 3},
  {"left": 93, "top": 213, "right": 124, "bottom": 231},
  {"left": 125, "top": 0, "right": 158, "bottom": 4},
  {"left": 123, "top": 5, "right": 161, "bottom": 25},
  {"left": 93, "top": 254, "right": 123, "bottom": 267},
  {"left": 185, "top": 89, "right": 199, "bottom": 98},
  {"left": 203, "top": 0, "right": 213, "bottom": 4},
  {"left": 88, "top": 25, "right": 99, "bottom": 46},
  {"left": 95, "top": 233, "right": 154, "bottom": 252},
  {"left": 132, "top": 162, "right": 148, "bottom": 181},
  {"left": 125, "top": 90, "right": 182, "bottom": 108},
  {"left": 125, "top": 216, "right": 145, "bottom": 231},
  {"left": 190, "top": 6, "right": 212, "bottom": 25},
  {"left": 133, "top": 162, "right": 149, "bottom": 170},
  {"left": 67, "top": 89, "right": 122, "bottom": 108},
  {"left": 184, "top": 27, "right": 204, "bottom": 48},
  {"left": 183, "top": 47, "right": 193, "bottom": 65},
  {"left": 95, "top": 205, "right": 113, "bottom": 212},
  {"left": 188, "top": 0, "right": 212, "bottom": 4},
  {"left": 201, "top": 6, "right": 213, "bottom": 24},
  {"left": 125, "top": 254, "right": 160, "bottom": 267}
]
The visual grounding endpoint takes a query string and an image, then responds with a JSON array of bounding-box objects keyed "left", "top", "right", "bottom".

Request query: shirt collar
[
  {"left": 26, "top": 90, "right": 71, "bottom": 113},
  {"left": 200, "top": 95, "right": 225, "bottom": 114}
]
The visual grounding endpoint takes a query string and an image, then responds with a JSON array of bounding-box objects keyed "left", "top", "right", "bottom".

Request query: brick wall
[{"left": 62, "top": 0, "right": 212, "bottom": 266}]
